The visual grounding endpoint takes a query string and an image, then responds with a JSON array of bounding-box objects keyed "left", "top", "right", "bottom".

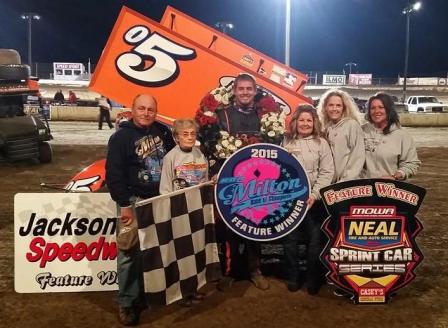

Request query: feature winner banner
[
  {"left": 320, "top": 179, "right": 425, "bottom": 304},
  {"left": 14, "top": 193, "right": 118, "bottom": 293},
  {"left": 90, "top": 6, "right": 310, "bottom": 125},
  {"left": 215, "top": 144, "right": 310, "bottom": 241}
]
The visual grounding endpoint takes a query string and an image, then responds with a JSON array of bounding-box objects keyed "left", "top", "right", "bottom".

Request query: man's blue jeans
[
  {"left": 117, "top": 245, "right": 146, "bottom": 307},
  {"left": 116, "top": 199, "right": 146, "bottom": 308}
]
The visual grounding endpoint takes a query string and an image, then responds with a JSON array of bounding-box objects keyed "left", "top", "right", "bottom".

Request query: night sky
[{"left": 1, "top": 0, "right": 447, "bottom": 78}]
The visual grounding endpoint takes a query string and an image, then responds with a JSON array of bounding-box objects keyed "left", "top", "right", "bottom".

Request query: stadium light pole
[
  {"left": 285, "top": 0, "right": 291, "bottom": 66},
  {"left": 344, "top": 62, "right": 358, "bottom": 75},
  {"left": 215, "top": 21, "right": 234, "bottom": 35},
  {"left": 402, "top": 1, "right": 421, "bottom": 102},
  {"left": 21, "top": 12, "right": 40, "bottom": 75}
]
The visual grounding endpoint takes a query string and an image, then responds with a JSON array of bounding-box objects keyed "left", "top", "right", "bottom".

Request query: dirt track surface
[{"left": 1, "top": 142, "right": 448, "bottom": 327}]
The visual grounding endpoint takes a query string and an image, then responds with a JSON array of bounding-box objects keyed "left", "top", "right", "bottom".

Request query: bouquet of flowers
[
  {"left": 196, "top": 82, "right": 283, "bottom": 159},
  {"left": 260, "top": 111, "right": 286, "bottom": 144},
  {"left": 195, "top": 86, "right": 233, "bottom": 127},
  {"left": 214, "top": 131, "right": 244, "bottom": 159}
]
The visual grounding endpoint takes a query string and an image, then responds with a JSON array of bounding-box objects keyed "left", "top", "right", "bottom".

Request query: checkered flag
[{"left": 135, "top": 183, "right": 221, "bottom": 305}]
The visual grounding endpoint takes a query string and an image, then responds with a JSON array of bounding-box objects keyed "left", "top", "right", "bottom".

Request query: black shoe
[
  {"left": 250, "top": 273, "right": 270, "bottom": 290},
  {"left": 307, "top": 285, "right": 321, "bottom": 295},
  {"left": 217, "top": 276, "right": 234, "bottom": 292},
  {"left": 191, "top": 292, "right": 205, "bottom": 301},
  {"left": 179, "top": 298, "right": 193, "bottom": 307},
  {"left": 287, "top": 282, "right": 300, "bottom": 292},
  {"left": 118, "top": 306, "right": 139, "bottom": 326}
]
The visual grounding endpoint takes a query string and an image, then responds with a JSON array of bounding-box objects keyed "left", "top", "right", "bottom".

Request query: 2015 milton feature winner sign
[
  {"left": 320, "top": 179, "right": 426, "bottom": 304},
  {"left": 215, "top": 144, "right": 309, "bottom": 241}
]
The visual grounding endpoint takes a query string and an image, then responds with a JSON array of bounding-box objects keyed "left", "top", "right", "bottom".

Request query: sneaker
[
  {"left": 217, "top": 276, "right": 234, "bottom": 292},
  {"left": 118, "top": 306, "right": 139, "bottom": 326},
  {"left": 251, "top": 274, "right": 269, "bottom": 290}
]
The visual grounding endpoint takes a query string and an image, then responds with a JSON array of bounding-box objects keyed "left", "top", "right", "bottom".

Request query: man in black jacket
[
  {"left": 215, "top": 74, "right": 269, "bottom": 291},
  {"left": 106, "top": 94, "right": 175, "bottom": 326}
]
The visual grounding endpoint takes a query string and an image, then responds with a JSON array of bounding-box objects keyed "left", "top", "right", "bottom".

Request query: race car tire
[
  {"left": 38, "top": 142, "right": 53, "bottom": 163},
  {"left": 0, "top": 64, "right": 30, "bottom": 80},
  {"left": 0, "top": 49, "right": 21, "bottom": 65}
]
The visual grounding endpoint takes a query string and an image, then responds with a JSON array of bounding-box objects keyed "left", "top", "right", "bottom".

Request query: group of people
[
  {"left": 105, "top": 74, "right": 421, "bottom": 326},
  {"left": 282, "top": 88, "right": 420, "bottom": 297},
  {"left": 53, "top": 89, "right": 77, "bottom": 104}
]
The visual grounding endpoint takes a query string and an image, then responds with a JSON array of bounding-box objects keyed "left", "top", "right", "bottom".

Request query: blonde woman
[
  {"left": 317, "top": 89, "right": 365, "bottom": 182},
  {"left": 282, "top": 104, "right": 334, "bottom": 295}
]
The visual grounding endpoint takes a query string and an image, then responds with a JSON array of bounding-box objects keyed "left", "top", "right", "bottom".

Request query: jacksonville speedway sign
[
  {"left": 320, "top": 179, "right": 425, "bottom": 304},
  {"left": 14, "top": 193, "right": 118, "bottom": 293},
  {"left": 215, "top": 144, "right": 310, "bottom": 241}
]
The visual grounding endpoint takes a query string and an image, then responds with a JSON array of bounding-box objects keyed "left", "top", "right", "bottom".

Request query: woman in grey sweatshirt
[
  {"left": 362, "top": 93, "right": 420, "bottom": 180},
  {"left": 282, "top": 104, "right": 335, "bottom": 295},
  {"left": 317, "top": 89, "right": 365, "bottom": 182}
]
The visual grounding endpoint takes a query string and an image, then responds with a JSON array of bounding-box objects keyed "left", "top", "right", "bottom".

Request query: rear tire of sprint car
[
  {"left": 0, "top": 49, "right": 21, "bottom": 65},
  {"left": 0, "top": 64, "right": 30, "bottom": 80},
  {"left": 38, "top": 142, "right": 53, "bottom": 164}
]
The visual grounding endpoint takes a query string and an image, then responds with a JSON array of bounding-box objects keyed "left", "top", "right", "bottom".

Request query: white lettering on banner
[
  {"left": 231, "top": 216, "right": 273, "bottom": 236},
  {"left": 338, "top": 264, "right": 406, "bottom": 274},
  {"left": 54, "top": 63, "right": 82, "bottom": 70},
  {"left": 116, "top": 25, "right": 197, "bottom": 86},
  {"left": 97, "top": 271, "right": 118, "bottom": 285},
  {"left": 36, "top": 272, "right": 93, "bottom": 290}
]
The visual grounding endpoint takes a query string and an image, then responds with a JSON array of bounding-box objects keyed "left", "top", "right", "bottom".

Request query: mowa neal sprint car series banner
[
  {"left": 89, "top": 6, "right": 311, "bottom": 125},
  {"left": 14, "top": 193, "right": 118, "bottom": 293},
  {"left": 320, "top": 179, "right": 426, "bottom": 304}
]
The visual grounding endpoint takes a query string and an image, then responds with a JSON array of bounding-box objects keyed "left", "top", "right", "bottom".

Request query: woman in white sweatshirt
[
  {"left": 317, "top": 89, "right": 365, "bottom": 182},
  {"left": 282, "top": 104, "right": 334, "bottom": 295},
  {"left": 362, "top": 93, "right": 420, "bottom": 180}
]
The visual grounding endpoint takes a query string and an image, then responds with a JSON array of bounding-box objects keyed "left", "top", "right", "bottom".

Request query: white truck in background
[{"left": 406, "top": 96, "right": 448, "bottom": 113}]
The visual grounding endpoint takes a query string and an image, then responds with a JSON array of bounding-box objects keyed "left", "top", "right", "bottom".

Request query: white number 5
[{"left": 116, "top": 25, "right": 196, "bottom": 86}]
